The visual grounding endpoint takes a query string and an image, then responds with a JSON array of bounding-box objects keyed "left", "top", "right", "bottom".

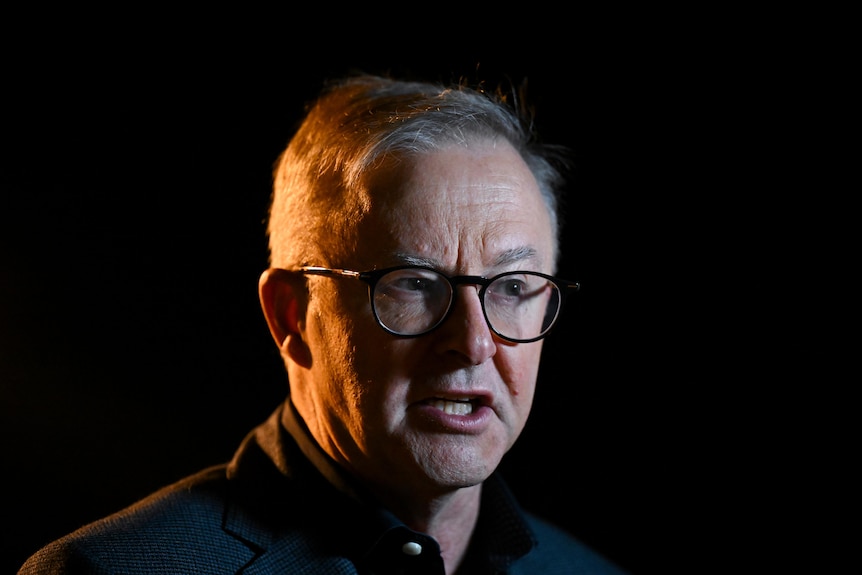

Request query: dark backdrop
[{"left": 1, "top": 12, "right": 850, "bottom": 575}]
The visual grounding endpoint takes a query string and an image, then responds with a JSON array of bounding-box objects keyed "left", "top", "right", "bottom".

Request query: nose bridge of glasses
[
  {"left": 449, "top": 275, "right": 490, "bottom": 292},
  {"left": 446, "top": 276, "right": 491, "bottom": 325}
]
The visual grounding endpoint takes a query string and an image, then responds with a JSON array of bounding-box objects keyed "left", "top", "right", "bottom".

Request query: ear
[{"left": 259, "top": 268, "right": 312, "bottom": 368}]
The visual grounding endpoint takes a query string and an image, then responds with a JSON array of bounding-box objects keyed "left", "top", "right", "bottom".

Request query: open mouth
[{"left": 427, "top": 397, "right": 475, "bottom": 415}]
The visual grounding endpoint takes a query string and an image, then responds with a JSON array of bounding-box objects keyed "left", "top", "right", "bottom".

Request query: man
[{"left": 20, "top": 74, "right": 627, "bottom": 574}]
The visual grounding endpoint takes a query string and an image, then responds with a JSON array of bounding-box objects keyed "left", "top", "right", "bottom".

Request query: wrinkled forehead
[{"left": 337, "top": 141, "right": 555, "bottom": 272}]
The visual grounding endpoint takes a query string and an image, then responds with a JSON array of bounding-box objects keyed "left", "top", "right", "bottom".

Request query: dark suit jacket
[{"left": 19, "top": 403, "right": 628, "bottom": 574}]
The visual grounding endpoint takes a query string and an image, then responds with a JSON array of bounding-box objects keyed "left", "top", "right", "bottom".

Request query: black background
[{"left": 1, "top": 9, "right": 852, "bottom": 575}]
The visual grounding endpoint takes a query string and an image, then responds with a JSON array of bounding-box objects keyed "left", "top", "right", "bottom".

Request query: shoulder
[
  {"left": 90, "top": 464, "right": 231, "bottom": 532},
  {"left": 515, "top": 513, "right": 631, "bottom": 575},
  {"left": 18, "top": 465, "right": 256, "bottom": 575}
]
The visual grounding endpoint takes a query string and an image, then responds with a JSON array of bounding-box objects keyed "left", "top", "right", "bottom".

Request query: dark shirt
[{"left": 19, "top": 400, "right": 628, "bottom": 574}]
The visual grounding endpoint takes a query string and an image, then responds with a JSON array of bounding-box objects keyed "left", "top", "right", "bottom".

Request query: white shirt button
[{"left": 401, "top": 541, "right": 422, "bottom": 556}]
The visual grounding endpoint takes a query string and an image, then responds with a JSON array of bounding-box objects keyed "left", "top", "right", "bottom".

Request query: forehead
[{"left": 349, "top": 140, "right": 554, "bottom": 272}]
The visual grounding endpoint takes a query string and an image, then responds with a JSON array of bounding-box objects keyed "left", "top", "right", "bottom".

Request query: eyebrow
[
  {"left": 492, "top": 246, "right": 539, "bottom": 267},
  {"left": 395, "top": 246, "right": 539, "bottom": 270},
  {"left": 397, "top": 254, "right": 440, "bottom": 268}
]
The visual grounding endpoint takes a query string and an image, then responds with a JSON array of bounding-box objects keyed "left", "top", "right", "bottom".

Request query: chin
[{"left": 418, "top": 452, "right": 499, "bottom": 488}]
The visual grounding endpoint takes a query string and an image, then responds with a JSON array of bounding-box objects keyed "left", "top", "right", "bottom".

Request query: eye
[
  {"left": 499, "top": 279, "right": 524, "bottom": 296},
  {"left": 489, "top": 274, "right": 531, "bottom": 300},
  {"left": 400, "top": 277, "right": 434, "bottom": 291},
  {"left": 384, "top": 269, "right": 441, "bottom": 291},
  {"left": 376, "top": 268, "right": 449, "bottom": 302}
]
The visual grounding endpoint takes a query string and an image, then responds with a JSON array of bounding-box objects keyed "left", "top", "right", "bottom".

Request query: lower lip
[{"left": 410, "top": 403, "right": 495, "bottom": 433}]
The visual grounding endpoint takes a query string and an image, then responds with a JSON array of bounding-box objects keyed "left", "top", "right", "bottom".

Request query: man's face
[{"left": 293, "top": 139, "right": 556, "bottom": 499}]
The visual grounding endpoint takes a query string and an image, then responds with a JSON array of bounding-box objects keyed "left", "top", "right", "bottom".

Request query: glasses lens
[
  {"left": 484, "top": 273, "right": 560, "bottom": 341},
  {"left": 372, "top": 268, "right": 452, "bottom": 335}
]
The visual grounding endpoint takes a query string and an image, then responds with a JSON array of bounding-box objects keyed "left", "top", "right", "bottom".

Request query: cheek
[
  {"left": 352, "top": 337, "right": 414, "bottom": 394},
  {"left": 314, "top": 297, "right": 406, "bottom": 403},
  {"left": 498, "top": 344, "right": 544, "bottom": 404},
  {"left": 311, "top": 286, "right": 376, "bottom": 353},
  {"left": 306, "top": 292, "right": 369, "bottom": 390}
]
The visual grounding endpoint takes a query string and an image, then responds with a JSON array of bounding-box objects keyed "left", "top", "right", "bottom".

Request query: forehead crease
[{"left": 395, "top": 244, "right": 539, "bottom": 271}]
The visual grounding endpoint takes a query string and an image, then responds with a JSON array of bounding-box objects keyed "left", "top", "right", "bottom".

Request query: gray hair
[{"left": 267, "top": 74, "right": 570, "bottom": 268}]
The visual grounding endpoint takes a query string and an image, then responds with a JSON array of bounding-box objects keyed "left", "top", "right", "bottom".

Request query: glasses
[{"left": 287, "top": 265, "right": 579, "bottom": 343}]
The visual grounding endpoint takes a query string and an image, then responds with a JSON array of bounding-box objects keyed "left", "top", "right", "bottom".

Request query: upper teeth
[{"left": 430, "top": 398, "right": 473, "bottom": 415}]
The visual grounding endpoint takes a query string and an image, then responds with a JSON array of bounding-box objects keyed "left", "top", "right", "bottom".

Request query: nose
[{"left": 432, "top": 285, "right": 497, "bottom": 365}]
